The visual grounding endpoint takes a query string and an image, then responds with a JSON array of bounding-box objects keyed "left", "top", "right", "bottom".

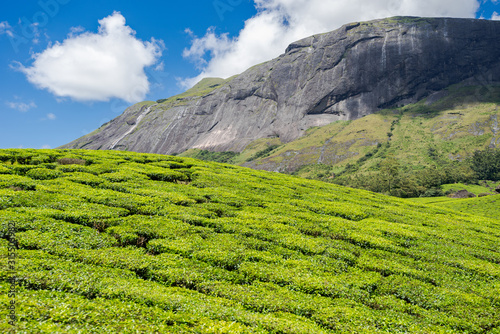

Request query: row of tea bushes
[{"left": 1, "top": 149, "right": 499, "bottom": 332}]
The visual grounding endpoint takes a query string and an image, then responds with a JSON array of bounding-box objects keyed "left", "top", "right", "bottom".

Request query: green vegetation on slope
[
  {"left": 156, "top": 77, "right": 232, "bottom": 105},
  {"left": 179, "top": 137, "right": 284, "bottom": 165},
  {"left": 409, "top": 194, "right": 500, "bottom": 221},
  {"left": 470, "top": 147, "right": 500, "bottom": 181},
  {"left": 1, "top": 149, "right": 500, "bottom": 333},
  {"left": 331, "top": 146, "right": 500, "bottom": 198},
  {"left": 440, "top": 181, "right": 500, "bottom": 196},
  {"left": 233, "top": 85, "right": 500, "bottom": 198},
  {"left": 178, "top": 148, "right": 240, "bottom": 164},
  {"left": 241, "top": 84, "right": 499, "bottom": 175},
  {"left": 409, "top": 180, "right": 500, "bottom": 220},
  {"left": 428, "top": 194, "right": 500, "bottom": 220}
]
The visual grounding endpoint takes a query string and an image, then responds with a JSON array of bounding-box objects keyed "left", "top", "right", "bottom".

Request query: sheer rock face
[{"left": 62, "top": 17, "right": 500, "bottom": 154}]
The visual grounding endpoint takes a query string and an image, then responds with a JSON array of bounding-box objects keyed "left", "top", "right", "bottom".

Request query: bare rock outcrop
[
  {"left": 448, "top": 190, "right": 477, "bottom": 199},
  {"left": 62, "top": 17, "right": 500, "bottom": 154}
]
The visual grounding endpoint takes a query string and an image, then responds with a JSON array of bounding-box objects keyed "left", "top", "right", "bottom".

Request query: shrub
[
  {"left": 0, "top": 165, "right": 12, "bottom": 174},
  {"left": 147, "top": 170, "right": 189, "bottom": 182},
  {"left": 26, "top": 168, "right": 62, "bottom": 180},
  {"left": 85, "top": 163, "right": 117, "bottom": 175},
  {"left": 11, "top": 165, "right": 40, "bottom": 175},
  {"left": 29, "top": 155, "right": 56, "bottom": 165},
  {"left": 246, "top": 145, "right": 279, "bottom": 162},
  {"left": 189, "top": 150, "right": 240, "bottom": 164},
  {"left": 0, "top": 152, "right": 14, "bottom": 163},
  {"left": 62, "top": 172, "right": 104, "bottom": 186},
  {"left": 101, "top": 171, "right": 148, "bottom": 182},
  {"left": 0, "top": 174, "right": 36, "bottom": 191},
  {"left": 13, "top": 152, "right": 35, "bottom": 164},
  {"left": 470, "top": 147, "right": 500, "bottom": 181}
]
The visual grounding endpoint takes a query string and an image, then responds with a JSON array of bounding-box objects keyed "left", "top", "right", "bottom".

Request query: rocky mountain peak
[{"left": 62, "top": 16, "right": 500, "bottom": 154}]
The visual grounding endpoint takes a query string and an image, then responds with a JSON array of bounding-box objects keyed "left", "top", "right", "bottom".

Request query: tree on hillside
[
  {"left": 470, "top": 148, "right": 500, "bottom": 181},
  {"left": 380, "top": 155, "right": 400, "bottom": 193}
]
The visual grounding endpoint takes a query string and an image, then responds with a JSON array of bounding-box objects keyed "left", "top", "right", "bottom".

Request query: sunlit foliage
[{"left": 1, "top": 149, "right": 499, "bottom": 333}]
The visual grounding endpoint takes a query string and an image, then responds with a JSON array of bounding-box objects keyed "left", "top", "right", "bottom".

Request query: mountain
[
  {"left": 1, "top": 148, "right": 500, "bottom": 332},
  {"left": 238, "top": 84, "right": 500, "bottom": 174},
  {"left": 62, "top": 16, "right": 500, "bottom": 157}
]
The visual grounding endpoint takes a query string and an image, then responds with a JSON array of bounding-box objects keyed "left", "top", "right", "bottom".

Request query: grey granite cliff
[{"left": 62, "top": 17, "right": 500, "bottom": 154}]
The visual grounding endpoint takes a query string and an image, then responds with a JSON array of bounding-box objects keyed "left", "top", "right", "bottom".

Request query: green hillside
[
  {"left": 242, "top": 84, "right": 500, "bottom": 175},
  {"left": 409, "top": 191, "right": 500, "bottom": 221},
  {"left": 1, "top": 149, "right": 500, "bottom": 333},
  {"left": 430, "top": 194, "right": 500, "bottom": 220},
  {"left": 155, "top": 77, "right": 233, "bottom": 105},
  {"left": 180, "top": 84, "right": 500, "bottom": 197}
]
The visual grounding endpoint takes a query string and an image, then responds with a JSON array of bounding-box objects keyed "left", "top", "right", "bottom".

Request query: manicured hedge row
[{"left": 1, "top": 148, "right": 499, "bottom": 332}]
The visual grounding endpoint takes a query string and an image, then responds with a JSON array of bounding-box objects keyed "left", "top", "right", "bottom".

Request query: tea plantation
[{"left": 1, "top": 149, "right": 499, "bottom": 333}]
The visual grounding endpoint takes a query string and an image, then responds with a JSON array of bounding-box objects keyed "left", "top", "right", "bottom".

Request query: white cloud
[
  {"left": 46, "top": 113, "right": 56, "bottom": 120},
  {"left": 182, "top": 0, "right": 480, "bottom": 88},
  {"left": 69, "top": 26, "right": 85, "bottom": 36},
  {"left": 492, "top": 12, "right": 500, "bottom": 20},
  {"left": 154, "top": 61, "right": 165, "bottom": 71},
  {"left": 41, "top": 145, "right": 51, "bottom": 149},
  {"left": 0, "top": 21, "right": 13, "bottom": 37},
  {"left": 6, "top": 101, "right": 37, "bottom": 112},
  {"left": 18, "top": 12, "right": 163, "bottom": 103}
]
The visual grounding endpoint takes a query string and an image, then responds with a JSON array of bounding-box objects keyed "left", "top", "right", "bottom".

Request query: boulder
[{"left": 448, "top": 190, "right": 477, "bottom": 199}]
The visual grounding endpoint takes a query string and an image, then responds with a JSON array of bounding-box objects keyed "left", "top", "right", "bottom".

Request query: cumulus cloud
[
  {"left": 46, "top": 113, "right": 56, "bottom": 120},
  {"left": 7, "top": 101, "right": 37, "bottom": 112},
  {"left": 182, "top": 0, "right": 480, "bottom": 88},
  {"left": 0, "top": 21, "right": 13, "bottom": 37},
  {"left": 18, "top": 12, "right": 163, "bottom": 103},
  {"left": 492, "top": 11, "right": 500, "bottom": 20}
]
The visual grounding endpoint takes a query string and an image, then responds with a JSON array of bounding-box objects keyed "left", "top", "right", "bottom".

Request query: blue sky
[{"left": 0, "top": 0, "right": 498, "bottom": 149}]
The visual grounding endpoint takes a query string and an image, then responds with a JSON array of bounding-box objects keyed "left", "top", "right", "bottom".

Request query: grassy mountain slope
[
  {"left": 155, "top": 77, "right": 232, "bottom": 105},
  {"left": 1, "top": 149, "right": 500, "bottom": 333},
  {"left": 199, "top": 84, "right": 499, "bottom": 178}
]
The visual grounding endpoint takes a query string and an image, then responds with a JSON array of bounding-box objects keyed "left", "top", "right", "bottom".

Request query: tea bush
[
  {"left": 26, "top": 168, "right": 62, "bottom": 180},
  {"left": 0, "top": 149, "right": 499, "bottom": 333}
]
